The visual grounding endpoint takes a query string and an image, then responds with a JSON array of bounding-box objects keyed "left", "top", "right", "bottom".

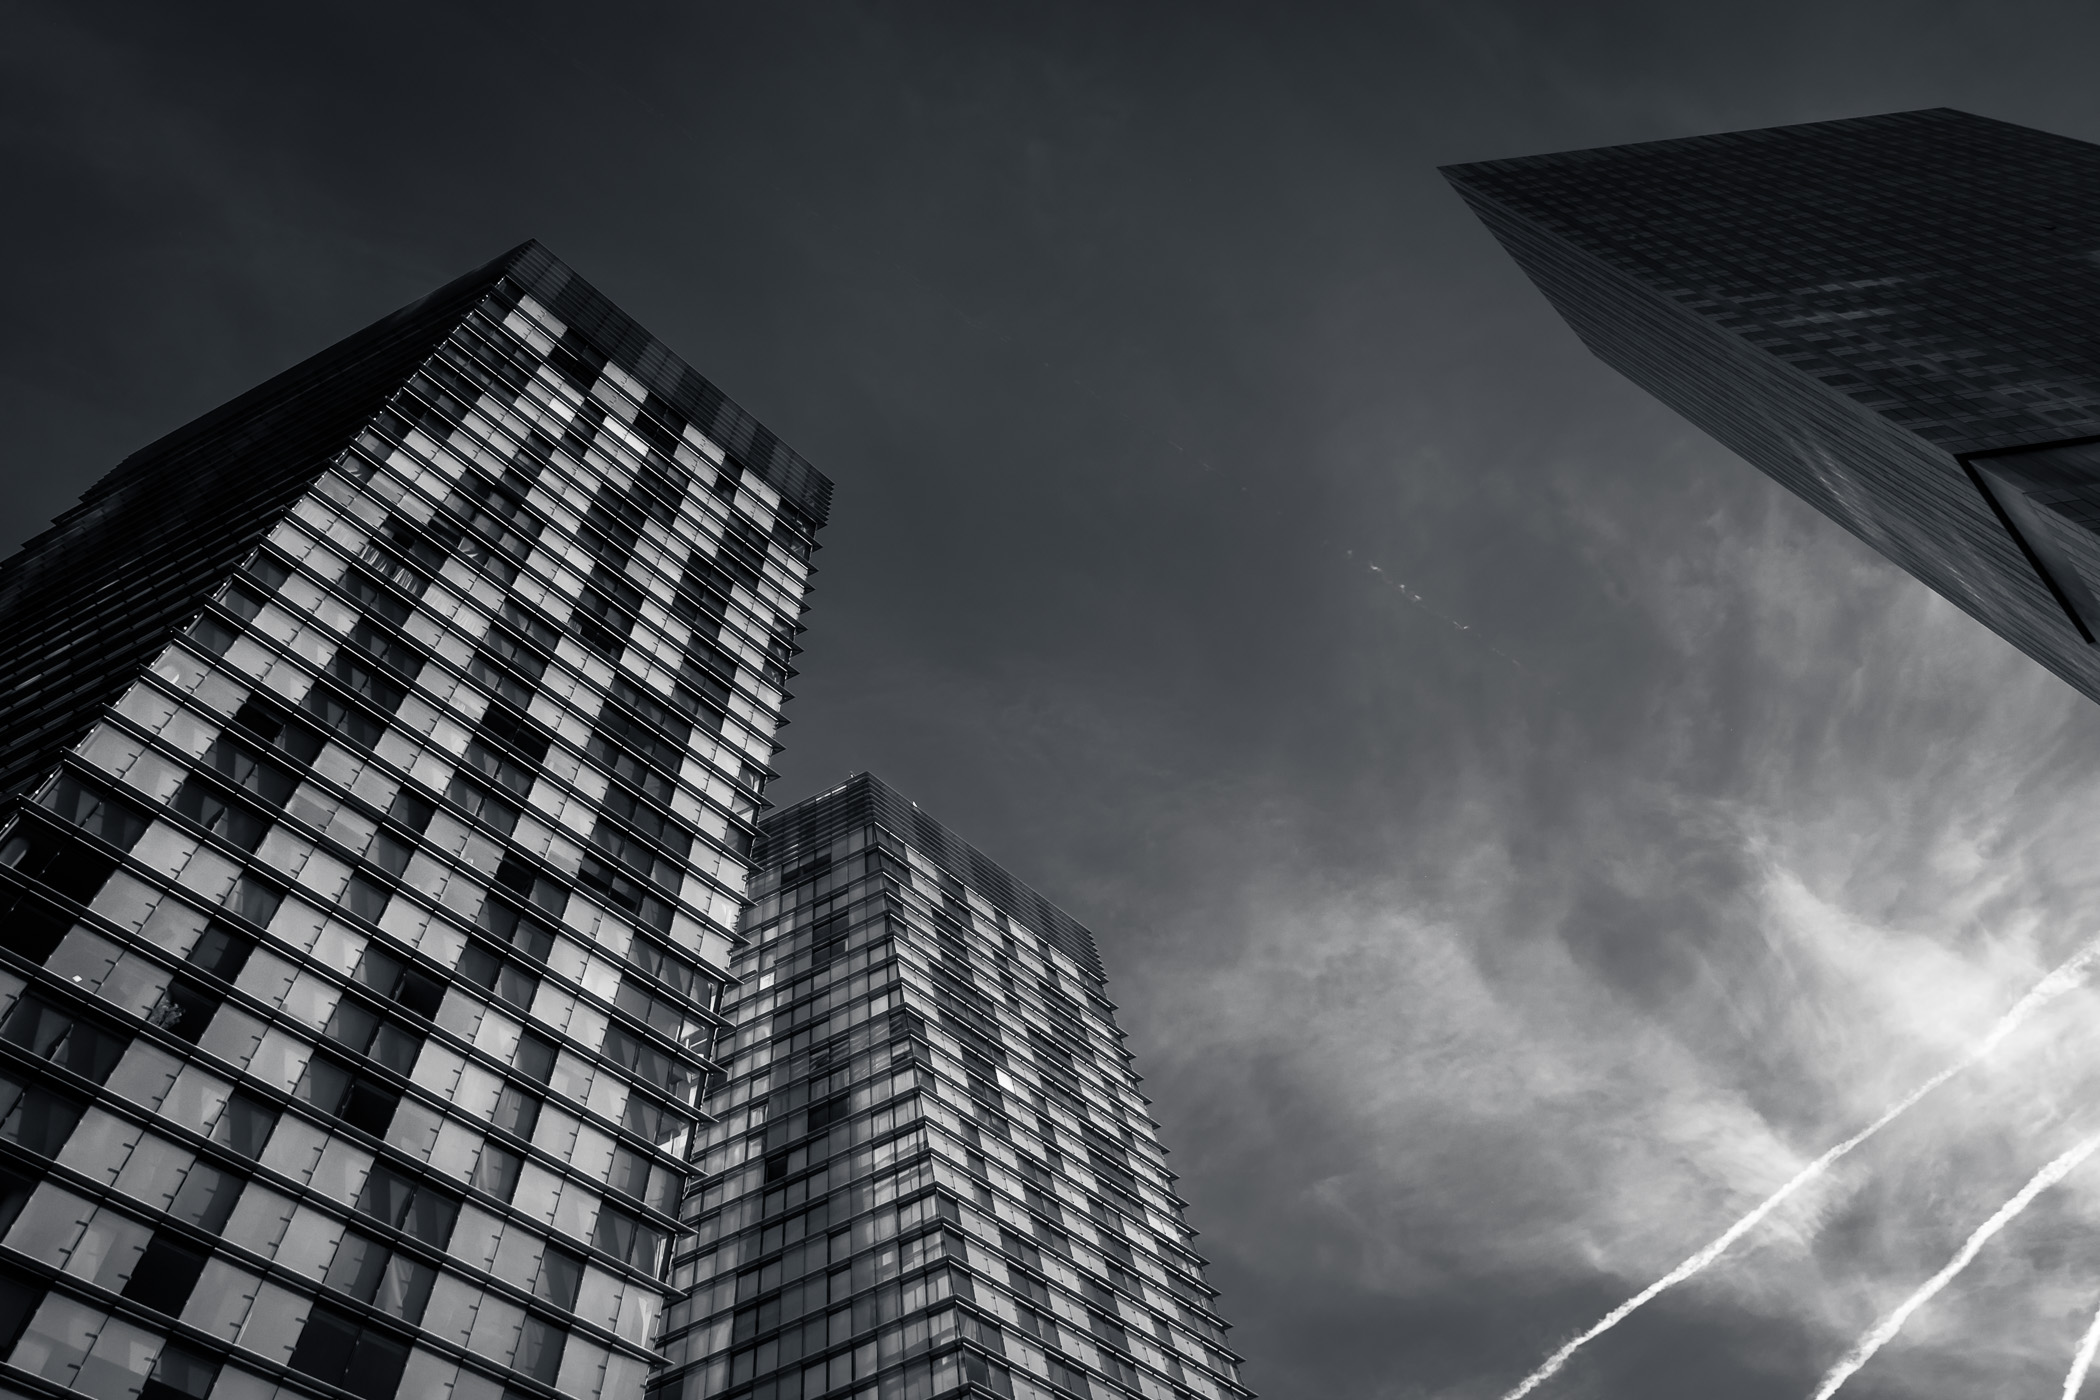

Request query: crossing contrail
[
  {"left": 1498, "top": 934, "right": 2100, "bottom": 1400},
  {"left": 2061, "top": 1296, "right": 2100, "bottom": 1400},
  {"left": 1811, "top": 1130, "right": 2100, "bottom": 1399}
]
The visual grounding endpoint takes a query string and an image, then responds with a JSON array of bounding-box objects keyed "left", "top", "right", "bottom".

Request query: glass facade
[
  {"left": 0, "top": 244, "right": 826, "bottom": 1400},
  {"left": 662, "top": 775, "right": 1248, "bottom": 1400},
  {"left": 1443, "top": 109, "right": 2100, "bottom": 709},
  {"left": 0, "top": 244, "right": 1249, "bottom": 1400}
]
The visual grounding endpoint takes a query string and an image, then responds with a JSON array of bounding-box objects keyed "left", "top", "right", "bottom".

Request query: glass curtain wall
[
  {"left": 664, "top": 775, "right": 1250, "bottom": 1400},
  {"left": 0, "top": 270, "right": 822, "bottom": 1400}
]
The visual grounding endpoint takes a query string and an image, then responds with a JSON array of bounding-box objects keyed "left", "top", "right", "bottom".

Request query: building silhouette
[
  {"left": 0, "top": 245, "right": 1246, "bottom": 1400},
  {"left": 1444, "top": 108, "right": 2100, "bottom": 704}
]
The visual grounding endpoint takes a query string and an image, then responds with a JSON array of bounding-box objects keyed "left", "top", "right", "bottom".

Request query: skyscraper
[
  {"left": 658, "top": 774, "right": 1249, "bottom": 1400},
  {"left": 0, "top": 244, "right": 1249, "bottom": 1400},
  {"left": 1442, "top": 108, "right": 2100, "bottom": 704},
  {"left": 0, "top": 242, "right": 826, "bottom": 1400}
]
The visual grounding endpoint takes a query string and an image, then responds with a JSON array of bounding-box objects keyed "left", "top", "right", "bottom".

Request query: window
[
  {"left": 445, "top": 772, "right": 518, "bottom": 836},
  {"left": 0, "top": 886, "right": 71, "bottom": 964},
  {"left": 245, "top": 552, "right": 292, "bottom": 591},
  {"left": 197, "top": 735, "right": 297, "bottom": 805},
  {"left": 587, "top": 817, "right": 686, "bottom": 888},
  {"left": 357, "top": 1165, "right": 459, "bottom": 1249},
  {"left": 296, "top": 1053, "right": 400, "bottom": 1136},
  {"left": 170, "top": 778, "right": 269, "bottom": 851},
  {"left": 224, "top": 874, "right": 282, "bottom": 927},
  {"left": 288, "top": 1304, "right": 410, "bottom": 1400},
  {"left": 513, "top": 1032, "right": 556, "bottom": 1084},
  {"left": 230, "top": 694, "right": 323, "bottom": 766},
  {"left": 0, "top": 996, "right": 127, "bottom": 1083},
  {"left": 477, "top": 702, "right": 552, "bottom": 766},
  {"left": 577, "top": 852, "right": 672, "bottom": 931},
  {"left": 477, "top": 897, "right": 556, "bottom": 960},
  {"left": 211, "top": 1093, "right": 278, "bottom": 1158},
  {"left": 0, "top": 1274, "right": 35, "bottom": 1361},
  {"left": 1046, "top": 1356, "right": 1093, "bottom": 1398},
  {"left": 459, "top": 941, "right": 538, "bottom": 1012},
  {"left": 363, "top": 517, "right": 445, "bottom": 590},
  {"left": 324, "top": 996, "right": 423, "bottom": 1075},
  {"left": 187, "top": 922, "right": 255, "bottom": 981},
  {"left": 1015, "top": 1301, "right": 1057, "bottom": 1346},
  {"left": 601, "top": 1026, "right": 690, "bottom": 1099},
  {"left": 324, "top": 1230, "right": 436, "bottom": 1324},
  {"left": 348, "top": 619, "right": 424, "bottom": 682},
  {"left": 187, "top": 613, "right": 237, "bottom": 656},
  {"left": 635, "top": 455, "right": 690, "bottom": 525},
  {"left": 593, "top": 1202, "right": 666, "bottom": 1273},
  {"left": 389, "top": 785, "right": 437, "bottom": 835},
  {"left": 146, "top": 978, "right": 221, "bottom": 1044},
  {"left": 340, "top": 566, "right": 412, "bottom": 628},
  {"left": 0, "top": 820, "right": 120, "bottom": 902},
  {"left": 0, "top": 1071, "right": 84, "bottom": 1155},
  {"left": 362, "top": 831, "right": 413, "bottom": 879},
  {"left": 37, "top": 774, "right": 150, "bottom": 849},
  {"left": 351, "top": 946, "right": 444, "bottom": 1020},
  {"left": 722, "top": 515, "right": 773, "bottom": 580},
  {"left": 0, "top": 1168, "right": 32, "bottom": 1238},
  {"left": 628, "top": 935, "right": 717, "bottom": 1008},
  {"left": 470, "top": 611, "right": 554, "bottom": 706},
  {"left": 599, "top": 790, "right": 695, "bottom": 859},
  {"left": 572, "top": 585, "right": 639, "bottom": 656},
  {"left": 534, "top": 1245, "right": 584, "bottom": 1311},
  {"left": 683, "top": 633, "right": 739, "bottom": 687},
  {"left": 491, "top": 855, "right": 567, "bottom": 918},
  {"left": 1000, "top": 1230, "right": 1043, "bottom": 1273},
  {"left": 623, "top": 1093, "right": 690, "bottom": 1154},
  {"left": 675, "top": 556, "right": 733, "bottom": 623},
  {"left": 582, "top": 489, "right": 646, "bottom": 556},
  {"left": 342, "top": 872, "right": 392, "bottom": 924},
  {"left": 598, "top": 681, "right": 690, "bottom": 765},
  {"left": 470, "top": 1142, "right": 523, "bottom": 1202},
  {"left": 139, "top": 1342, "right": 219, "bottom": 1400},
  {"left": 607, "top": 1144, "right": 679, "bottom": 1215},
  {"left": 549, "top": 331, "right": 606, "bottom": 391},
  {"left": 327, "top": 648, "right": 408, "bottom": 713},
  {"left": 1089, "top": 1309, "right": 1130, "bottom": 1354},
  {"left": 490, "top": 1083, "right": 542, "bottom": 1140},
  {"left": 587, "top": 731, "right": 674, "bottom": 805},
  {"left": 168, "top": 1161, "right": 244, "bottom": 1231},
  {"left": 512, "top": 1313, "right": 566, "bottom": 1383},
  {"left": 218, "top": 579, "right": 269, "bottom": 624},
  {"left": 121, "top": 1233, "right": 209, "bottom": 1314},
  {"left": 460, "top": 738, "right": 535, "bottom": 798},
  {"left": 302, "top": 679, "right": 386, "bottom": 749},
  {"left": 805, "top": 1094, "right": 849, "bottom": 1134}
]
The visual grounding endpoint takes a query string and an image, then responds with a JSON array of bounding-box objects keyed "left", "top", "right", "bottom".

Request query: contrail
[
  {"left": 1498, "top": 935, "right": 2100, "bottom": 1400},
  {"left": 2062, "top": 1297, "right": 2100, "bottom": 1400},
  {"left": 1811, "top": 1130, "right": 2100, "bottom": 1399}
]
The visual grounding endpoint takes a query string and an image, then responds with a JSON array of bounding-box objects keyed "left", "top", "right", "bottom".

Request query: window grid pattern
[
  {"left": 1445, "top": 108, "right": 2100, "bottom": 715},
  {"left": 657, "top": 776, "right": 1249, "bottom": 1400},
  {"left": 0, "top": 256, "right": 826, "bottom": 1400}
]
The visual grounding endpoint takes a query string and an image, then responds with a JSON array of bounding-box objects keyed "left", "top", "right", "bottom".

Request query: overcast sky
[{"left": 23, "top": 4, "right": 2100, "bottom": 1396}]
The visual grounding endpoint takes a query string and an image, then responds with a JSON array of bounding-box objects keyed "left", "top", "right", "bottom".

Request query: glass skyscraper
[
  {"left": 0, "top": 243, "right": 824, "bottom": 1399},
  {"left": 660, "top": 774, "right": 1247, "bottom": 1400},
  {"left": 0, "top": 244, "right": 1248, "bottom": 1400},
  {"left": 1444, "top": 108, "right": 2100, "bottom": 705}
]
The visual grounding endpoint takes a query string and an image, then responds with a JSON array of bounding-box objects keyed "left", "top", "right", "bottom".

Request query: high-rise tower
[
  {"left": 660, "top": 774, "right": 1249, "bottom": 1400},
  {"left": 0, "top": 243, "right": 826, "bottom": 1400},
  {"left": 1443, "top": 109, "right": 2100, "bottom": 703}
]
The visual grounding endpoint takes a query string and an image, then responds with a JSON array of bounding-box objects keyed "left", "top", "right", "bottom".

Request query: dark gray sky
[{"left": 21, "top": 4, "right": 2100, "bottom": 1396}]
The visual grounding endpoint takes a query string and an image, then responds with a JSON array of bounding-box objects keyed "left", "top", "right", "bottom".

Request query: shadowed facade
[{"left": 1445, "top": 108, "right": 2100, "bottom": 703}]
